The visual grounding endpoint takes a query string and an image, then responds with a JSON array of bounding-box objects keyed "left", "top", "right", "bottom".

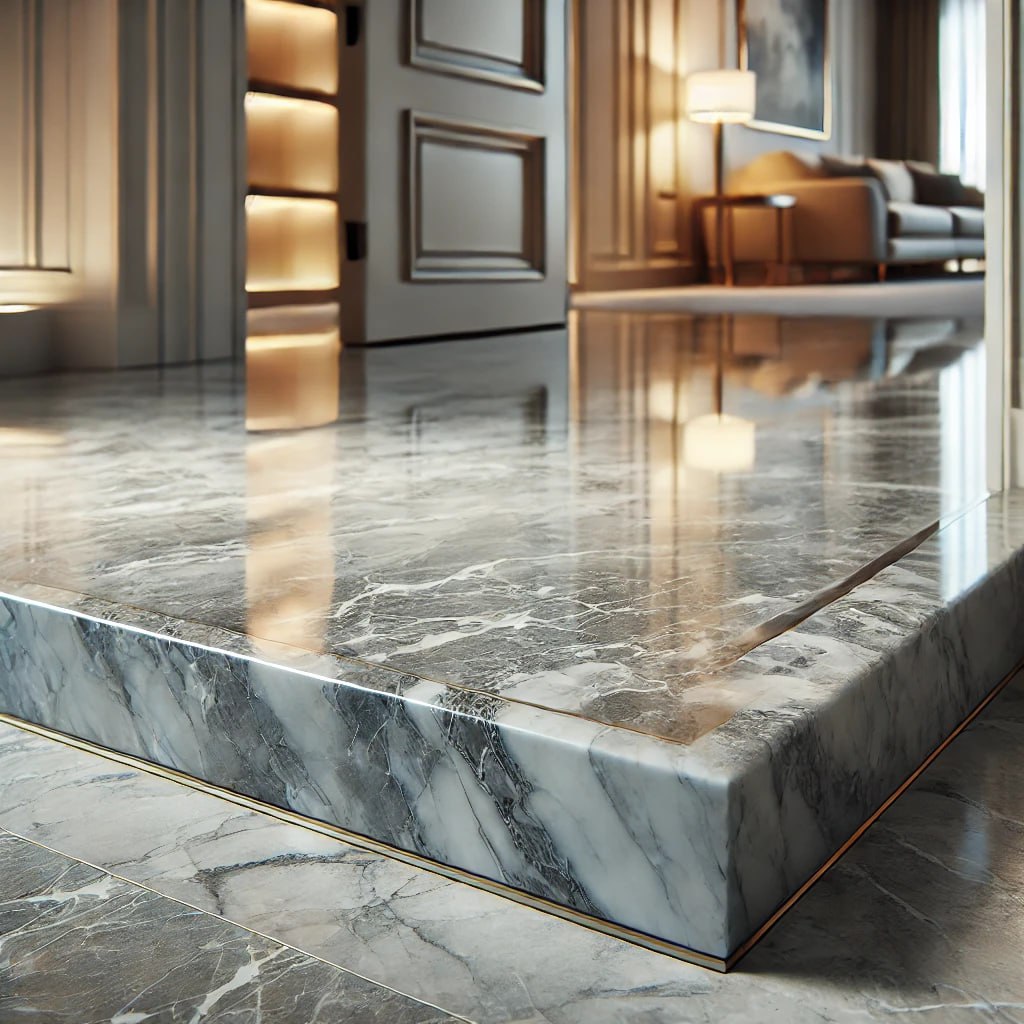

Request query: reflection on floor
[
  {"left": 573, "top": 276, "right": 986, "bottom": 318},
  {"left": 0, "top": 312, "right": 987, "bottom": 726},
  {"left": 0, "top": 310, "right": 1009, "bottom": 965},
  {"left": 2, "top": 661, "right": 1023, "bottom": 1022}
]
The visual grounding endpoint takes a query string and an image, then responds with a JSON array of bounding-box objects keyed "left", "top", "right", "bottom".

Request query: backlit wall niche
[{"left": 244, "top": 0, "right": 340, "bottom": 431}]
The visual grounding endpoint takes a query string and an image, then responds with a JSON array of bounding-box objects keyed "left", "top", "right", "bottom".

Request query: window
[{"left": 939, "top": 0, "right": 986, "bottom": 188}]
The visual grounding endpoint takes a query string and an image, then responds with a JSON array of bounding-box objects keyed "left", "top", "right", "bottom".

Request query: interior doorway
[{"left": 568, "top": 0, "right": 1013, "bottom": 492}]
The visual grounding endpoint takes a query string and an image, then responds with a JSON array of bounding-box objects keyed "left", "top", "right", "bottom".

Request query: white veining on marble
[{"left": 0, "top": 828, "right": 462, "bottom": 1022}]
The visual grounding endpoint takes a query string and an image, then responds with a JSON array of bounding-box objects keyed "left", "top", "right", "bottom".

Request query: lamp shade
[{"left": 685, "top": 69, "right": 756, "bottom": 124}]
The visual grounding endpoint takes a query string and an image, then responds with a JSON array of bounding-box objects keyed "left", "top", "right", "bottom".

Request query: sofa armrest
[
  {"left": 700, "top": 177, "right": 888, "bottom": 266},
  {"left": 779, "top": 177, "right": 888, "bottom": 263}
]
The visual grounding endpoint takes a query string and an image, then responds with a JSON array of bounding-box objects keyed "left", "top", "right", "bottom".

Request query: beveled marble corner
[
  {"left": 0, "top": 581, "right": 738, "bottom": 961},
  {"left": 3, "top": 490, "right": 1024, "bottom": 965}
]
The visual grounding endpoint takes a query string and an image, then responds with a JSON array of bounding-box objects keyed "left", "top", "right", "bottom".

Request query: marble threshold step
[{"left": 1, "top": 491, "right": 1023, "bottom": 970}]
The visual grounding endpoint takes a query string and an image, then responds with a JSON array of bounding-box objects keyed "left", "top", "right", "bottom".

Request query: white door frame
[{"left": 986, "top": 0, "right": 1015, "bottom": 492}]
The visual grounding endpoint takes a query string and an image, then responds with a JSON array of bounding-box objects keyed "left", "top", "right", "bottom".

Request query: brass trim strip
[
  {"left": 726, "top": 654, "right": 1024, "bottom": 970},
  {"left": 0, "top": 711, "right": 728, "bottom": 973}
]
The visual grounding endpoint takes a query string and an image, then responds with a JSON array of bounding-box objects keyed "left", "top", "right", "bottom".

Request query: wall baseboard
[{"left": 573, "top": 262, "right": 701, "bottom": 294}]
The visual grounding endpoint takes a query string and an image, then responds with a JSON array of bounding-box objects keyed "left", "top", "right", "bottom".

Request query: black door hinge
[
  {"left": 344, "top": 5, "right": 362, "bottom": 45},
  {"left": 345, "top": 221, "right": 368, "bottom": 261}
]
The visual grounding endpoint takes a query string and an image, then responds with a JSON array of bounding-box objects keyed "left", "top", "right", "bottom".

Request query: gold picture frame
[{"left": 738, "top": 0, "right": 832, "bottom": 141}]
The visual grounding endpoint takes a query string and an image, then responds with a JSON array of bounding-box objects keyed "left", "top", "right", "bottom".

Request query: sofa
[{"left": 700, "top": 151, "right": 985, "bottom": 281}]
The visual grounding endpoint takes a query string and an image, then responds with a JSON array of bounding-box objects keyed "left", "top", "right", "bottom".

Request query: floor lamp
[{"left": 685, "top": 70, "right": 756, "bottom": 281}]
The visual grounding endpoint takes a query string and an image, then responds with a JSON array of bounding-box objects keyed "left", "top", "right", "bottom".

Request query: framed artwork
[{"left": 738, "top": 0, "right": 831, "bottom": 140}]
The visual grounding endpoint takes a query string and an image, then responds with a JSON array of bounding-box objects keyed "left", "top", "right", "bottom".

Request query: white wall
[
  {"left": 573, "top": 0, "right": 877, "bottom": 289},
  {"left": 0, "top": 0, "right": 244, "bottom": 373}
]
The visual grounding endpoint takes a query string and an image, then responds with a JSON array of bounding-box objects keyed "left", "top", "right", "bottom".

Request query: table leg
[
  {"left": 774, "top": 207, "right": 787, "bottom": 285},
  {"left": 725, "top": 206, "right": 735, "bottom": 286}
]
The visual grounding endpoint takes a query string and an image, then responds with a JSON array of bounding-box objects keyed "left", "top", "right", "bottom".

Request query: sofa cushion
[
  {"left": 960, "top": 185, "right": 985, "bottom": 208},
  {"left": 950, "top": 205, "right": 985, "bottom": 238},
  {"left": 888, "top": 202, "right": 954, "bottom": 237},
  {"left": 820, "top": 154, "right": 874, "bottom": 179},
  {"left": 888, "top": 236, "right": 960, "bottom": 262},
  {"left": 867, "top": 159, "right": 916, "bottom": 202}
]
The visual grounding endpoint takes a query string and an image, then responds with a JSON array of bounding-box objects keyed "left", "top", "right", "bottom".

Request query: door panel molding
[
  {"left": 407, "top": 112, "right": 546, "bottom": 280},
  {"left": 408, "top": 0, "right": 545, "bottom": 92}
]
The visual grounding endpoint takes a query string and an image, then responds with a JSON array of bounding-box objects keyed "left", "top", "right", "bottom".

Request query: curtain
[
  {"left": 939, "top": 0, "right": 987, "bottom": 187},
  {"left": 874, "top": 0, "right": 942, "bottom": 165}
]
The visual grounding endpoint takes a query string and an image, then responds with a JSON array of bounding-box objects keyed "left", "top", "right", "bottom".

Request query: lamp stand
[
  {"left": 713, "top": 121, "right": 725, "bottom": 285},
  {"left": 713, "top": 121, "right": 724, "bottom": 198}
]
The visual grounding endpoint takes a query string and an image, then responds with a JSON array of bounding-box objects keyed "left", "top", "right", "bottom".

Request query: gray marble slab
[
  {"left": 2, "top": 489, "right": 1022, "bottom": 962},
  {"left": 0, "top": 313, "right": 986, "bottom": 740},
  {"left": 2, "top": 664, "right": 1024, "bottom": 1023},
  {"left": 0, "top": 828, "right": 461, "bottom": 1022},
  {"left": 0, "top": 312, "right": 1006, "bottom": 961}
]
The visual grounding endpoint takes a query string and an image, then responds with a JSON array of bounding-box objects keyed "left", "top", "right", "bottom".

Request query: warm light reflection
[
  {"left": 0, "top": 427, "right": 64, "bottom": 449},
  {"left": 647, "top": 376, "right": 689, "bottom": 423},
  {"left": 0, "top": 304, "right": 38, "bottom": 314},
  {"left": 683, "top": 413, "right": 756, "bottom": 473},
  {"left": 246, "top": 431, "right": 335, "bottom": 653},
  {"left": 245, "top": 93, "right": 338, "bottom": 194},
  {"left": 246, "top": 329, "right": 341, "bottom": 431},
  {"left": 245, "top": 196, "right": 339, "bottom": 292},
  {"left": 246, "top": 0, "right": 338, "bottom": 94}
]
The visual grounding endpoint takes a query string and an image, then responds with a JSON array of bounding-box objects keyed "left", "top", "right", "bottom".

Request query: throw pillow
[
  {"left": 865, "top": 159, "right": 916, "bottom": 203},
  {"left": 906, "top": 162, "right": 971, "bottom": 206}
]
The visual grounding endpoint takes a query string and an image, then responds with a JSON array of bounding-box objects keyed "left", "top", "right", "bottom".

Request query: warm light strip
[
  {"left": 244, "top": 195, "right": 338, "bottom": 213},
  {"left": 244, "top": 91, "right": 337, "bottom": 114},
  {"left": 246, "top": 331, "right": 340, "bottom": 353},
  {"left": 245, "top": 0, "right": 338, "bottom": 95},
  {"left": 245, "top": 195, "right": 339, "bottom": 292},
  {"left": 0, "top": 304, "right": 39, "bottom": 314}
]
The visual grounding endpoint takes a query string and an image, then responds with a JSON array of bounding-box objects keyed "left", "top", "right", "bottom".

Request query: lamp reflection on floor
[
  {"left": 681, "top": 317, "right": 756, "bottom": 475},
  {"left": 682, "top": 412, "right": 756, "bottom": 473}
]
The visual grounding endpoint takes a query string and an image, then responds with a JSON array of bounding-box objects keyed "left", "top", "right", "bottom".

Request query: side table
[{"left": 693, "top": 193, "right": 797, "bottom": 286}]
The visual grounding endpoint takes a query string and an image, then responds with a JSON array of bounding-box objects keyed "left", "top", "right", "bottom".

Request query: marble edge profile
[{"left": 0, "top": 577, "right": 716, "bottom": 774}]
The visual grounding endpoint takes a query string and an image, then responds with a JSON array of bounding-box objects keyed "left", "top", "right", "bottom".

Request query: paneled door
[{"left": 339, "top": 0, "right": 567, "bottom": 343}]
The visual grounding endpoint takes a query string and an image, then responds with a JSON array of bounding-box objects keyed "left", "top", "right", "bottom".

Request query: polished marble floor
[
  {"left": 0, "top": 310, "right": 986, "bottom": 742},
  {"left": 0, "top": 309, "right": 998, "bottom": 962},
  {"left": 2, "top": 657, "right": 1023, "bottom": 1022}
]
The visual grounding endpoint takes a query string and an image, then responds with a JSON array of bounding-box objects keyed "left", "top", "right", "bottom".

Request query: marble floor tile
[
  {"left": 0, "top": 828, "right": 462, "bottom": 1022},
  {"left": 3, "top": 662, "right": 1024, "bottom": 1023}
]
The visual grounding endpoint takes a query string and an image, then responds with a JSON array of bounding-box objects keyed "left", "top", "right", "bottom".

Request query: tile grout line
[{"left": 0, "top": 821, "right": 478, "bottom": 1024}]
